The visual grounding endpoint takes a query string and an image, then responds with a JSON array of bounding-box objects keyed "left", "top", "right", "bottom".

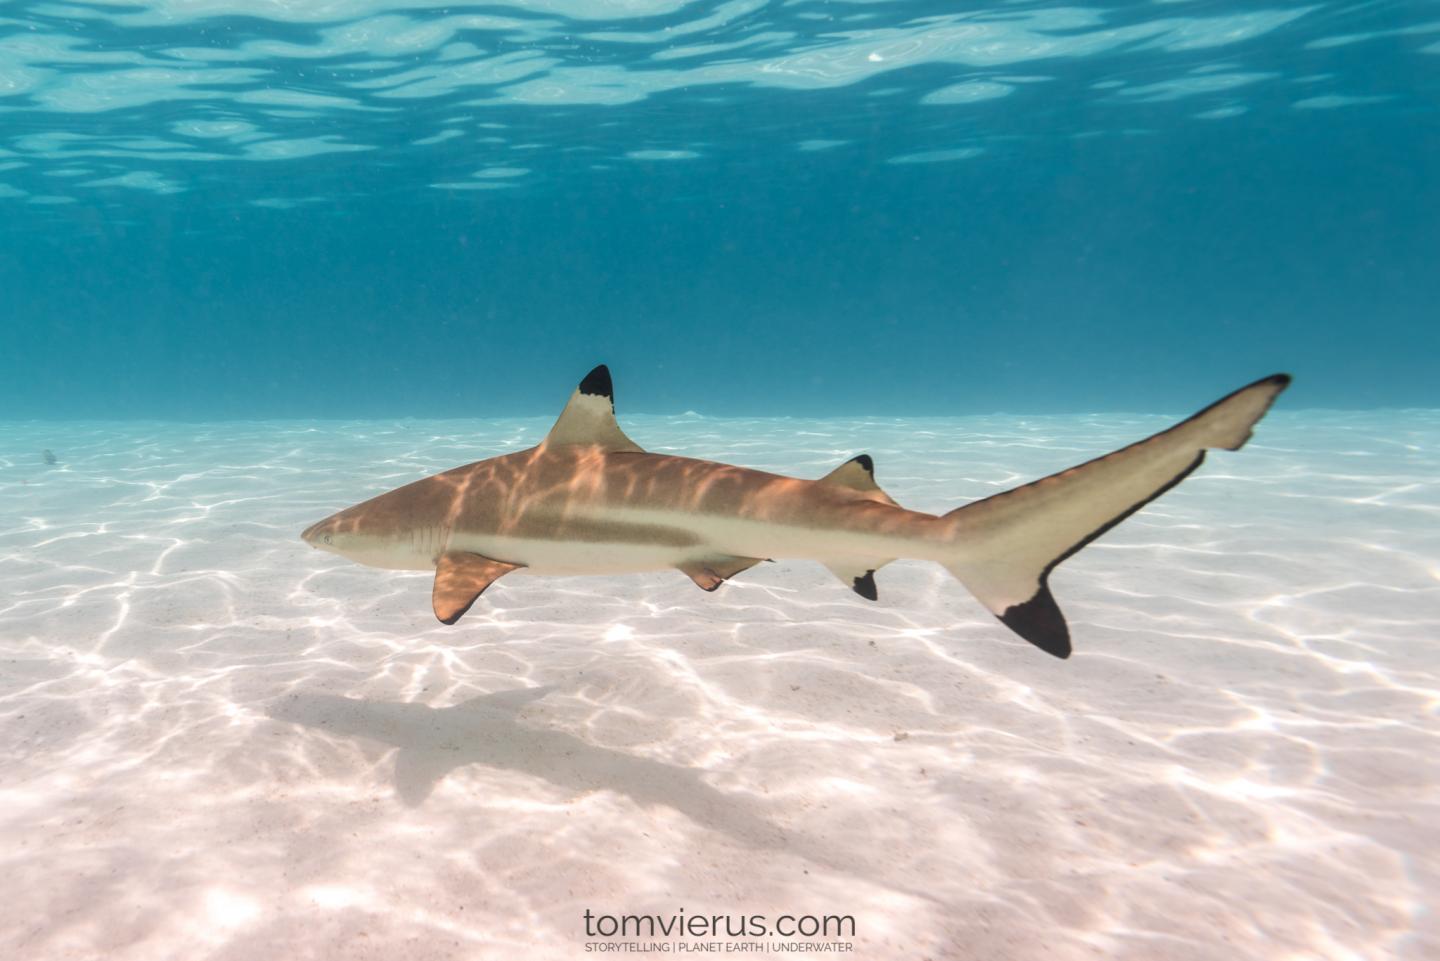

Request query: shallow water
[
  {"left": 2, "top": 410, "right": 1436, "bottom": 959},
  {"left": 5, "top": 2, "right": 1439, "bottom": 419}
]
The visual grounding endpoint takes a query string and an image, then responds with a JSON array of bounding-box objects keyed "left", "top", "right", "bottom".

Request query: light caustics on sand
[{"left": 1, "top": 408, "right": 1437, "bottom": 959}]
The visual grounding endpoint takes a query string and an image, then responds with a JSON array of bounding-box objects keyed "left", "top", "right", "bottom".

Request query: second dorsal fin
[
  {"left": 819, "top": 454, "right": 898, "bottom": 506},
  {"left": 543, "top": 364, "right": 644, "bottom": 452}
]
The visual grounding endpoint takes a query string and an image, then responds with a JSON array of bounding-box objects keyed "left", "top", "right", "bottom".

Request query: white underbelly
[
  {"left": 448, "top": 532, "right": 691, "bottom": 575},
  {"left": 442, "top": 509, "right": 927, "bottom": 575}
]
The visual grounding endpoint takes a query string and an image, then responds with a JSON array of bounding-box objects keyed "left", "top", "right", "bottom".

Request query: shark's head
[
  {"left": 301, "top": 509, "right": 393, "bottom": 563},
  {"left": 301, "top": 514, "right": 348, "bottom": 555},
  {"left": 301, "top": 489, "right": 448, "bottom": 570}
]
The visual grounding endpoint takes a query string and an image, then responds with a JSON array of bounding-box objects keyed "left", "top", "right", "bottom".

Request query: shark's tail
[{"left": 941, "top": 374, "right": 1290, "bottom": 659}]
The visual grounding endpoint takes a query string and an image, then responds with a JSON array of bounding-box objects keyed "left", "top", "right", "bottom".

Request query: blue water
[{"left": 1, "top": 1, "right": 1436, "bottom": 419}]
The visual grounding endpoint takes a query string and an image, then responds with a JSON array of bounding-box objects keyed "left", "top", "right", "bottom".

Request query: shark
[{"left": 302, "top": 365, "right": 1290, "bottom": 658}]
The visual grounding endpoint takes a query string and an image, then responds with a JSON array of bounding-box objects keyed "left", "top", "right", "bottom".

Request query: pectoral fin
[
  {"left": 433, "top": 551, "right": 522, "bottom": 624},
  {"left": 679, "top": 556, "right": 765, "bottom": 591}
]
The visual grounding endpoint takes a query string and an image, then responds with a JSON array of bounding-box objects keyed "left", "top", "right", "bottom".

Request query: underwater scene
[{"left": 2, "top": 1, "right": 1437, "bottom": 959}]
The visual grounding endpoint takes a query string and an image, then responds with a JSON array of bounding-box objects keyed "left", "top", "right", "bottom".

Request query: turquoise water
[
  {"left": 2, "top": 0, "right": 1437, "bottom": 418},
  {"left": 3, "top": 5, "right": 1439, "bottom": 960}
]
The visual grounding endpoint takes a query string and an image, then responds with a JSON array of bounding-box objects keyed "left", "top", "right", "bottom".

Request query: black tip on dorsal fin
[
  {"left": 546, "top": 363, "right": 643, "bottom": 452},
  {"left": 818, "top": 454, "right": 896, "bottom": 506},
  {"left": 578, "top": 364, "right": 613, "bottom": 400}
]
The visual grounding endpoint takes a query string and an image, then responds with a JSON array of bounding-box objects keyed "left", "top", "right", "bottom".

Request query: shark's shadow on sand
[
  {"left": 269, "top": 686, "right": 785, "bottom": 832},
  {"left": 267, "top": 686, "right": 937, "bottom": 902}
]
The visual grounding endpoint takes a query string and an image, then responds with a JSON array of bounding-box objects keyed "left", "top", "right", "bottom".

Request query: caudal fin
[{"left": 944, "top": 374, "right": 1291, "bottom": 659}]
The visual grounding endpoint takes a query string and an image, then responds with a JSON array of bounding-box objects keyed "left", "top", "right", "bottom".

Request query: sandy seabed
[{"left": 1, "top": 409, "right": 1436, "bottom": 961}]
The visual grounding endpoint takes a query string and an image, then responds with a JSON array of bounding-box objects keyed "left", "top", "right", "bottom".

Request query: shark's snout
[{"left": 301, "top": 516, "right": 338, "bottom": 550}]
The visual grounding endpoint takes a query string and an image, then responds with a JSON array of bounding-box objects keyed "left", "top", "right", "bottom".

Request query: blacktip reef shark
[{"left": 302, "top": 366, "right": 1290, "bottom": 659}]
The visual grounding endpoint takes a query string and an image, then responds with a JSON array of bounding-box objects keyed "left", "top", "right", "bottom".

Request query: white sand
[{"left": 1, "top": 410, "right": 1436, "bottom": 960}]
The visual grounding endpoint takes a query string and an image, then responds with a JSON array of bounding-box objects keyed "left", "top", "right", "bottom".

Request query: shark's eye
[{"left": 323, "top": 534, "right": 332, "bottom": 545}]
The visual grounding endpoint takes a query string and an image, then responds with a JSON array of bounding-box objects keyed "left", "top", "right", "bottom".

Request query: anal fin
[
  {"left": 433, "top": 551, "right": 522, "bottom": 624},
  {"left": 679, "top": 556, "right": 765, "bottom": 592},
  {"left": 824, "top": 561, "right": 892, "bottom": 601}
]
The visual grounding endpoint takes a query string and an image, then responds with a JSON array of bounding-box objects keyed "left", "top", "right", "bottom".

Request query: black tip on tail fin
[
  {"left": 946, "top": 373, "right": 1292, "bottom": 658},
  {"left": 578, "top": 364, "right": 613, "bottom": 399},
  {"left": 998, "top": 584, "right": 1072, "bottom": 659}
]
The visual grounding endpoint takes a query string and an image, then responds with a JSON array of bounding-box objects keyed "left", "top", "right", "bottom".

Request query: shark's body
[{"left": 303, "top": 365, "right": 1290, "bottom": 658}]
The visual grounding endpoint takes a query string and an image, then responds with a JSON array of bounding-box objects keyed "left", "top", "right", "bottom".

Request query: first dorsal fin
[
  {"left": 543, "top": 364, "right": 644, "bottom": 452},
  {"left": 819, "top": 454, "right": 898, "bottom": 506}
]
